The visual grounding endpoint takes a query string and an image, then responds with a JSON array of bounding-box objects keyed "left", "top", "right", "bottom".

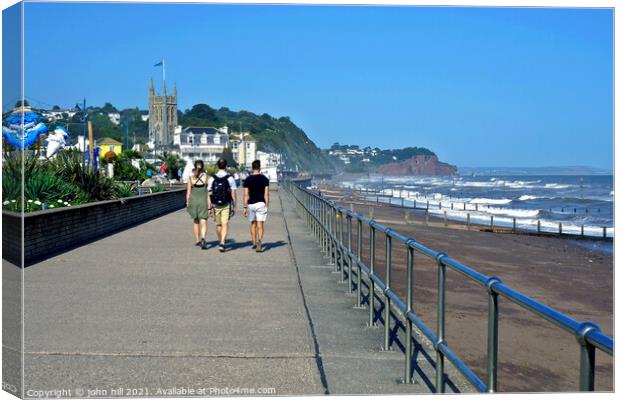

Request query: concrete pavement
[{"left": 15, "top": 187, "right": 469, "bottom": 396}]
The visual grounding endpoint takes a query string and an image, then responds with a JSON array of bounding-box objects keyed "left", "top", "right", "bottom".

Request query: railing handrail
[{"left": 287, "top": 178, "right": 613, "bottom": 392}]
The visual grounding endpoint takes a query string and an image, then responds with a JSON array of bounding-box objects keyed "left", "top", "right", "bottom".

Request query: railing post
[
  {"left": 577, "top": 322, "right": 599, "bottom": 391},
  {"left": 347, "top": 214, "right": 353, "bottom": 293},
  {"left": 356, "top": 217, "right": 363, "bottom": 308},
  {"left": 369, "top": 225, "right": 376, "bottom": 326},
  {"left": 485, "top": 277, "right": 502, "bottom": 392},
  {"left": 322, "top": 202, "right": 327, "bottom": 254},
  {"left": 338, "top": 209, "right": 345, "bottom": 281},
  {"left": 329, "top": 206, "right": 336, "bottom": 266},
  {"left": 383, "top": 232, "right": 392, "bottom": 351},
  {"left": 436, "top": 253, "right": 447, "bottom": 393},
  {"left": 405, "top": 242, "right": 415, "bottom": 384}
]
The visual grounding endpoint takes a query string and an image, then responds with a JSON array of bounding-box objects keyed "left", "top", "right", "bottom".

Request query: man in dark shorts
[{"left": 243, "top": 160, "right": 270, "bottom": 252}]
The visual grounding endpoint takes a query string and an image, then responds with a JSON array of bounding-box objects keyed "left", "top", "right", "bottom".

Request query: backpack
[{"left": 210, "top": 174, "right": 232, "bottom": 206}]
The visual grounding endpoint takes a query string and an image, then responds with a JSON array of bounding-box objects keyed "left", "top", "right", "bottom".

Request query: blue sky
[{"left": 14, "top": 3, "right": 614, "bottom": 168}]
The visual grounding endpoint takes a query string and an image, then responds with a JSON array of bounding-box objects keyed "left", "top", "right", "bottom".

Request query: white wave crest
[{"left": 469, "top": 198, "right": 512, "bottom": 205}]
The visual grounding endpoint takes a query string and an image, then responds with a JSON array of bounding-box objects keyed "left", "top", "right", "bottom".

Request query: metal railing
[{"left": 285, "top": 179, "right": 613, "bottom": 392}]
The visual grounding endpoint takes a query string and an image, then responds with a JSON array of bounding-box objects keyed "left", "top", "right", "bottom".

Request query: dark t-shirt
[{"left": 243, "top": 174, "right": 270, "bottom": 204}]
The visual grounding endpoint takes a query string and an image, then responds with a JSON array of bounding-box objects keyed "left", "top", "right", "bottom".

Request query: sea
[{"left": 339, "top": 174, "right": 614, "bottom": 240}]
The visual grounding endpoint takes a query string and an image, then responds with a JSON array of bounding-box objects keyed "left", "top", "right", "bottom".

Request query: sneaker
[
  {"left": 218, "top": 243, "right": 226, "bottom": 252},
  {"left": 201, "top": 239, "right": 208, "bottom": 250},
  {"left": 251, "top": 243, "right": 257, "bottom": 250},
  {"left": 256, "top": 241, "right": 263, "bottom": 252},
  {"left": 195, "top": 241, "right": 201, "bottom": 247}
]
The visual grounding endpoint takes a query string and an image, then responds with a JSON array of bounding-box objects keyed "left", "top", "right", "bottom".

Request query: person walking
[
  {"left": 243, "top": 160, "right": 270, "bottom": 252},
  {"left": 208, "top": 158, "right": 237, "bottom": 252},
  {"left": 186, "top": 160, "right": 209, "bottom": 249}
]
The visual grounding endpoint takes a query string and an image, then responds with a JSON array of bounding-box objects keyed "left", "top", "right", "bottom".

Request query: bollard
[
  {"left": 401, "top": 197, "right": 404, "bottom": 208},
  {"left": 369, "top": 207, "right": 374, "bottom": 220},
  {"left": 467, "top": 213, "right": 470, "bottom": 230},
  {"left": 451, "top": 203, "right": 454, "bottom": 210},
  {"left": 475, "top": 204, "right": 479, "bottom": 211},
  {"left": 490, "top": 215, "right": 494, "bottom": 230},
  {"left": 512, "top": 217, "right": 516, "bottom": 232},
  {"left": 425, "top": 210, "right": 429, "bottom": 226},
  {"left": 414, "top": 199, "right": 417, "bottom": 209},
  {"left": 537, "top": 220, "right": 541, "bottom": 233},
  {"left": 581, "top": 225, "right": 585, "bottom": 236},
  {"left": 463, "top": 203, "right": 466, "bottom": 211},
  {"left": 443, "top": 211, "right": 448, "bottom": 226},
  {"left": 559, "top": 222, "right": 563, "bottom": 235},
  {"left": 603, "top": 227, "right": 607, "bottom": 238}
]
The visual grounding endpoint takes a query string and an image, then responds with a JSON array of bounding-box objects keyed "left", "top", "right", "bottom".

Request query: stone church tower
[{"left": 148, "top": 78, "right": 177, "bottom": 145}]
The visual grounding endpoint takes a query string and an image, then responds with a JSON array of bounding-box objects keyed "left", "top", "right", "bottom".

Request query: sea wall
[{"left": 2, "top": 189, "right": 185, "bottom": 266}]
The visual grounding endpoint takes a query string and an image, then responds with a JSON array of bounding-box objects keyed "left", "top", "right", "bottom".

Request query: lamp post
[
  {"left": 75, "top": 99, "right": 87, "bottom": 169},
  {"left": 122, "top": 117, "right": 129, "bottom": 151}
]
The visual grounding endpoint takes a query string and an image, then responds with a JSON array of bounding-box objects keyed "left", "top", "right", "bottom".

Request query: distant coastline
[{"left": 458, "top": 166, "right": 612, "bottom": 176}]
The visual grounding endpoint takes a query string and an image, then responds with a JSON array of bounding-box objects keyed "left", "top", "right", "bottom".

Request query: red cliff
[{"left": 375, "top": 155, "right": 457, "bottom": 176}]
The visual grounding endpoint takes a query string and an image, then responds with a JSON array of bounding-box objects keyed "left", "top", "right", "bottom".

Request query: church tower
[{"left": 148, "top": 78, "right": 177, "bottom": 145}]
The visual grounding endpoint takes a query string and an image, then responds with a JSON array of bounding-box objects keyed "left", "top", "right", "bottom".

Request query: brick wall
[{"left": 2, "top": 189, "right": 185, "bottom": 266}]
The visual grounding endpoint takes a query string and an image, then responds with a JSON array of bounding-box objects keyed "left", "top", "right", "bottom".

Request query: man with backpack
[{"left": 208, "top": 158, "right": 237, "bottom": 252}]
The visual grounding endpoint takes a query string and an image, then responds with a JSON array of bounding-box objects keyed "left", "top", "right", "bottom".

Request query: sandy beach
[{"left": 321, "top": 186, "right": 613, "bottom": 392}]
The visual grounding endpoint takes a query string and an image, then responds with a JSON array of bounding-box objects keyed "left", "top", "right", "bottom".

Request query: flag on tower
[{"left": 154, "top": 60, "right": 163, "bottom": 67}]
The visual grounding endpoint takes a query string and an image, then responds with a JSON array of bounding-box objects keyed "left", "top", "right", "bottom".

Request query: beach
[{"left": 323, "top": 186, "right": 613, "bottom": 392}]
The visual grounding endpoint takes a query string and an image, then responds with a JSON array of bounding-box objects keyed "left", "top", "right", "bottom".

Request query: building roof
[
  {"left": 98, "top": 137, "right": 123, "bottom": 146},
  {"left": 230, "top": 133, "right": 256, "bottom": 142},
  {"left": 182, "top": 126, "right": 222, "bottom": 135}
]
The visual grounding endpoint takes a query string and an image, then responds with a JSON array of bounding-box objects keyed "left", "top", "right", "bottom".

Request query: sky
[{"left": 8, "top": 2, "right": 614, "bottom": 168}]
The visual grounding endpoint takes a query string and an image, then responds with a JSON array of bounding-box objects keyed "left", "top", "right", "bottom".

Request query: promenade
[{"left": 16, "top": 188, "right": 467, "bottom": 396}]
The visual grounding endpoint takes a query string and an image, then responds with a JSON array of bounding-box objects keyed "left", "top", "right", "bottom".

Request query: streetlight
[{"left": 75, "top": 99, "right": 87, "bottom": 168}]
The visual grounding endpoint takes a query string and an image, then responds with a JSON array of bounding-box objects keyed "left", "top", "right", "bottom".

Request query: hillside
[
  {"left": 325, "top": 143, "right": 456, "bottom": 175},
  {"left": 181, "top": 104, "right": 335, "bottom": 173}
]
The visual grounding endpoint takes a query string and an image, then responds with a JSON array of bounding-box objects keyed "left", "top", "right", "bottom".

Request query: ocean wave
[
  {"left": 469, "top": 198, "right": 512, "bottom": 205},
  {"left": 518, "top": 195, "right": 541, "bottom": 201}
]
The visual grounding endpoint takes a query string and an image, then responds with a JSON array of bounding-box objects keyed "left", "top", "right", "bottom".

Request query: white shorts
[{"left": 248, "top": 202, "right": 268, "bottom": 222}]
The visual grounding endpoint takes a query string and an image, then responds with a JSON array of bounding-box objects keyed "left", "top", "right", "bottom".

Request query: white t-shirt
[{"left": 207, "top": 169, "right": 238, "bottom": 192}]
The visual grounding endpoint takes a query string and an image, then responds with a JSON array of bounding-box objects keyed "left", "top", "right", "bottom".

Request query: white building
[
  {"left": 173, "top": 126, "right": 230, "bottom": 163},
  {"left": 230, "top": 132, "right": 257, "bottom": 170},
  {"left": 108, "top": 112, "right": 121, "bottom": 125},
  {"left": 256, "top": 150, "right": 282, "bottom": 183}
]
